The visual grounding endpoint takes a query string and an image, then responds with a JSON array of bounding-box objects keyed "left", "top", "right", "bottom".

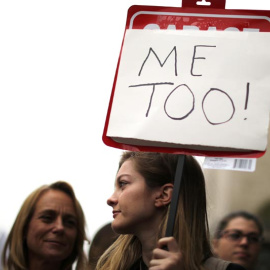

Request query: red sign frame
[{"left": 102, "top": 4, "right": 270, "bottom": 157}]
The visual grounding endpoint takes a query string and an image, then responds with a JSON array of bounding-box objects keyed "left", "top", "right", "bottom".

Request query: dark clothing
[
  {"left": 129, "top": 257, "right": 246, "bottom": 270},
  {"left": 129, "top": 258, "right": 147, "bottom": 270},
  {"left": 227, "top": 263, "right": 246, "bottom": 270}
]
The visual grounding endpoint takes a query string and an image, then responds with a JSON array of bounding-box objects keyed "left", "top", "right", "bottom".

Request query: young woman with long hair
[{"left": 96, "top": 151, "right": 245, "bottom": 270}]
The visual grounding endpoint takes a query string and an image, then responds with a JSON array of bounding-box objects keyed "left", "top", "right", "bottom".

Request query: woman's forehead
[
  {"left": 115, "top": 159, "right": 145, "bottom": 183},
  {"left": 35, "top": 189, "right": 76, "bottom": 214},
  {"left": 117, "top": 160, "right": 136, "bottom": 175}
]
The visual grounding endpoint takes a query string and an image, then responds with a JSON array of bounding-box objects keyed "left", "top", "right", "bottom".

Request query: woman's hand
[{"left": 149, "top": 237, "right": 184, "bottom": 270}]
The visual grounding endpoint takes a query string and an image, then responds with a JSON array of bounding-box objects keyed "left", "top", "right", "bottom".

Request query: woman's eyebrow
[
  {"left": 38, "top": 209, "right": 76, "bottom": 218},
  {"left": 38, "top": 209, "right": 55, "bottom": 215},
  {"left": 116, "top": 174, "right": 130, "bottom": 181},
  {"left": 63, "top": 213, "right": 77, "bottom": 221}
]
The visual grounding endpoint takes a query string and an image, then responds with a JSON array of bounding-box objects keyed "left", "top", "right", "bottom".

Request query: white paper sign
[{"left": 107, "top": 30, "right": 270, "bottom": 152}]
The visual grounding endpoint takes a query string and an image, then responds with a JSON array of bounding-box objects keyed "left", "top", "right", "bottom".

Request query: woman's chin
[{"left": 111, "top": 222, "right": 131, "bottom": 235}]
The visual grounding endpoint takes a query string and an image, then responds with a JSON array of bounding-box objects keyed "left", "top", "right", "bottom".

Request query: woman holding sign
[{"left": 96, "top": 151, "right": 245, "bottom": 270}]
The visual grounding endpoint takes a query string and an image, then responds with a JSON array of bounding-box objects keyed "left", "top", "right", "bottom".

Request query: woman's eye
[
  {"left": 40, "top": 215, "right": 53, "bottom": 222},
  {"left": 119, "top": 181, "right": 127, "bottom": 188},
  {"left": 65, "top": 219, "right": 77, "bottom": 227}
]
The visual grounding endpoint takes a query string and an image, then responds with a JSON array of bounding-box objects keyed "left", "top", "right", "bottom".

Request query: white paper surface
[{"left": 107, "top": 30, "right": 270, "bottom": 151}]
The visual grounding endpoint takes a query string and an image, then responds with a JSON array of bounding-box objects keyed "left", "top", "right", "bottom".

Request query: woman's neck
[
  {"left": 136, "top": 227, "right": 159, "bottom": 267},
  {"left": 28, "top": 258, "right": 62, "bottom": 270},
  {"left": 135, "top": 210, "right": 166, "bottom": 266}
]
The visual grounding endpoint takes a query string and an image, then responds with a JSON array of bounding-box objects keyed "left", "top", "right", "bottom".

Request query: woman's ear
[{"left": 154, "top": 183, "right": 174, "bottom": 208}]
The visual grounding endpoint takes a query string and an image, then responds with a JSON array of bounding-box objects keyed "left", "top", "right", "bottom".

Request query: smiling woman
[{"left": 1, "top": 181, "right": 88, "bottom": 270}]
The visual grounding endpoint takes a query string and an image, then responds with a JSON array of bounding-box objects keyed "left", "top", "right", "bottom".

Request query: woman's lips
[
  {"left": 45, "top": 240, "right": 66, "bottom": 246},
  {"left": 112, "top": 210, "right": 121, "bottom": 218}
]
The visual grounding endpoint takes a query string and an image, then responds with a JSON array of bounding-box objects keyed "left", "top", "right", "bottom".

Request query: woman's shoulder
[{"left": 203, "top": 257, "right": 246, "bottom": 270}]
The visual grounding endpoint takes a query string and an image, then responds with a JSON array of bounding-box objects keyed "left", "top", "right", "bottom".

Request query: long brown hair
[
  {"left": 2, "top": 181, "right": 88, "bottom": 270},
  {"left": 97, "top": 152, "right": 212, "bottom": 270}
]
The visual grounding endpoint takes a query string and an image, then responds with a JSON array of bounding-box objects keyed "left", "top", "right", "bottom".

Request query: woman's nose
[
  {"left": 107, "top": 192, "right": 118, "bottom": 207},
  {"left": 52, "top": 217, "right": 65, "bottom": 232}
]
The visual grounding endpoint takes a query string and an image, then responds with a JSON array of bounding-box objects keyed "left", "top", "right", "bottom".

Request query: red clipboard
[{"left": 102, "top": 1, "right": 270, "bottom": 158}]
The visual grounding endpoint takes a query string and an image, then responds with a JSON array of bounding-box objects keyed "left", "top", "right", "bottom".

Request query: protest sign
[
  {"left": 103, "top": 5, "right": 270, "bottom": 157},
  {"left": 107, "top": 30, "right": 270, "bottom": 152}
]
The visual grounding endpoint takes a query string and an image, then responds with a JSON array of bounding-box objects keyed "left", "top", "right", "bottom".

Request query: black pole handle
[{"left": 165, "top": 154, "right": 186, "bottom": 237}]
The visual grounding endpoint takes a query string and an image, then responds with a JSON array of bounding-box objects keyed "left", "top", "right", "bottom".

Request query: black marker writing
[
  {"left": 129, "top": 82, "right": 174, "bottom": 117},
  {"left": 202, "top": 88, "right": 235, "bottom": 125},
  {"left": 127, "top": 44, "right": 251, "bottom": 126},
  {"left": 138, "top": 47, "right": 178, "bottom": 76},
  {"left": 191, "top": 45, "right": 216, "bottom": 76},
  {"left": 164, "top": 84, "right": 195, "bottom": 120},
  {"left": 244, "top": 82, "right": 250, "bottom": 120}
]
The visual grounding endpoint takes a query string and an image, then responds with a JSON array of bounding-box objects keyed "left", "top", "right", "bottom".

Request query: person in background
[
  {"left": 1, "top": 181, "right": 88, "bottom": 270},
  {"left": 213, "top": 211, "right": 263, "bottom": 270},
  {"left": 88, "top": 222, "right": 118, "bottom": 270},
  {"left": 96, "top": 151, "right": 245, "bottom": 270}
]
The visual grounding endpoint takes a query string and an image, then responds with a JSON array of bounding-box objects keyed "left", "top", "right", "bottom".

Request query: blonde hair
[
  {"left": 2, "top": 181, "right": 88, "bottom": 270},
  {"left": 96, "top": 152, "right": 212, "bottom": 270}
]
